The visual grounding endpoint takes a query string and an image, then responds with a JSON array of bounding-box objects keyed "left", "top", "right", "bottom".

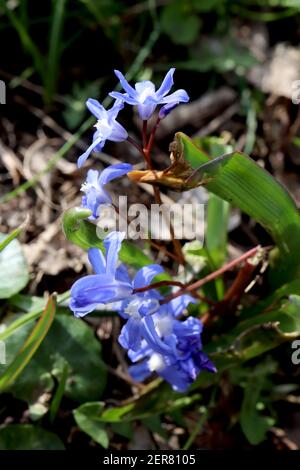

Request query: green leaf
[
  {"left": 177, "top": 132, "right": 300, "bottom": 284},
  {"left": 206, "top": 194, "right": 229, "bottom": 268},
  {"left": 0, "top": 424, "right": 64, "bottom": 450},
  {"left": 99, "top": 392, "right": 202, "bottom": 423},
  {"left": 206, "top": 295, "right": 300, "bottom": 373},
  {"left": 73, "top": 402, "right": 109, "bottom": 448},
  {"left": 161, "top": 1, "right": 201, "bottom": 45},
  {"left": 49, "top": 359, "right": 69, "bottom": 423},
  {"left": 62, "top": 207, "right": 157, "bottom": 270},
  {"left": 0, "top": 234, "right": 29, "bottom": 299},
  {"left": 2, "top": 313, "right": 106, "bottom": 403},
  {"left": 240, "top": 379, "right": 275, "bottom": 445},
  {"left": 0, "top": 295, "right": 56, "bottom": 392}
]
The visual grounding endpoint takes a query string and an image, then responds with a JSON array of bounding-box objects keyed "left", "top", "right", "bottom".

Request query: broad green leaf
[
  {"left": 0, "top": 234, "right": 29, "bottom": 299},
  {"left": 73, "top": 402, "right": 109, "bottom": 448},
  {"left": 178, "top": 132, "right": 300, "bottom": 285},
  {"left": 2, "top": 314, "right": 106, "bottom": 403},
  {"left": 0, "top": 295, "right": 56, "bottom": 392},
  {"left": 0, "top": 424, "right": 64, "bottom": 450}
]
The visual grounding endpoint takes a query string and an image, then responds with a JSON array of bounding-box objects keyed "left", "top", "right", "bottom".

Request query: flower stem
[
  {"left": 142, "top": 116, "right": 185, "bottom": 265},
  {"left": 127, "top": 136, "right": 144, "bottom": 154},
  {"left": 160, "top": 245, "right": 262, "bottom": 304},
  {"left": 142, "top": 120, "right": 148, "bottom": 149}
]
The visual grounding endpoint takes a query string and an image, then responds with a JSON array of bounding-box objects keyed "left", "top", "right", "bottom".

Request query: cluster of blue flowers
[{"left": 70, "top": 69, "right": 216, "bottom": 392}]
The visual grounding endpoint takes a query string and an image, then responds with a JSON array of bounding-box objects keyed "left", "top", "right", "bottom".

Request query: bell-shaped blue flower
[
  {"left": 128, "top": 313, "right": 216, "bottom": 392},
  {"left": 117, "top": 264, "right": 164, "bottom": 352},
  {"left": 81, "top": 163, "right": 132, "bottom": 219},
  {"left": 77, "top": 99, "right": 128, "bottom": 168},
  {"left": 70, "top": 231, "right": 133, "bottom": 317},
  {"left": 109, "top": 68, "right": 189, "bottom": 120},
  {"left": 70, "top": 231, "right": 164, "bottom": 322}
]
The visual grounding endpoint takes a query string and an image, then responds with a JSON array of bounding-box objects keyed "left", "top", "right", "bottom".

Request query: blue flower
[
  {"left": 117, "top": 265, "right": 164, "bottom": 352},
  {"left": 128, "top": 313, "right": 216, "bottom": 392},
  {"left": 70, "top": 231, "right": 132, "bottom": 317},
  {"left": 81, "top": 163, "right": 132, "bottom": 219},
  {"left": 109, "top": 68, "right": 189, "bottom": 120},
  {"left": 77, "top": 99, "right": 128, "bottom": 168},
  {"left": 70, "top": 231, "right": 164, "bottom": 321}
]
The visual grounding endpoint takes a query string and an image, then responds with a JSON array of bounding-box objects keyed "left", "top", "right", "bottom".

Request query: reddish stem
[
  {"left": 133, "top": 280, "right": 215, "bottom": 305},
  {"left": 160, "top": 245, "right": 262, "bottom": 304},
  {"left": 142, "top": 120, "right": 148, "bottom": 149},
  {"left": 146, "top": 117, "right": 161, "bottom": 156},
  {"left": 133, "top": 280, "right": 184, "bottom": 293},
  {"left": 127, "top": 136, "right": 144, "bottom": 154}
]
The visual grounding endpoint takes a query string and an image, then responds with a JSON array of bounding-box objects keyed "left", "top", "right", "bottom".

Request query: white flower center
[
  {"left": 148, "top": 353, "right": 165, "bottom": 372},
  {"left": 154, "top": 313, "right": 173, "bottom": 337},
  {"left": 138, "top": 87, "right": 156, "bottom": 104},
  {"left": 80, "top": 182, "right": 93, "bottom": 194},
  {"left": 94, "top": 118, "right": 112, "bottom": 138},
  {"left": 124, "top": 299, "right": 141, "bottom": 319}
]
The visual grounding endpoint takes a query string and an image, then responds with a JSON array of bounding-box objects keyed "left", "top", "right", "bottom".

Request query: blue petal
[
  {"left": 167, "top": 294, "right": 196, "bottom": 317},
  {"left": 99, "top": 163, "right": 132, "bottom": 186},
  {"left": 194, "top": 350, "right": 217, "bottom": 374},
  {"left": 69, "top": 297, "right": 99, "bottom": 318},
  {"left": 86, "top": 98, "right": 106, "bottom": 119},
  {"left": 141, "top": 315, "right": 173, "bottom": 355},
  {"left": 109, "top": 91, "right": 138, "bottom": 105},
  {"left": 156, "top": 68, "right": 175, "bottom": 98},
  {"left": 128, "top": 360, "right": 151, "bottom": 382},
  {"left": 103, "top": 231, "right": 125, "bottom": 277},
  {"left": 116, "top": 264, "right": 131, "bottom": 284},
  {"left": 160, "top": 364, "right": 191, "bottom": 392},
  {"left": 177, "top": 316, "right": 203, "bottom": 337},
  {"left": 85, "top": 169, "right": 100, "bottom": 187},
  {"left": 135, "top": 81, "right": 155, "bottom": 97},
  {"left": 108, "top": 99, "right": 124, "bottom": 120},
  {"left": 88, "top": 248, "right": 106, "bottom": 274},
  {"left": 158, "top": 103, "right": 178, "bottom": 119},
  {"left": 161, "top": 89, "right": 190, "bottom": 105},
  {"left": 128, "top": 341, "right": 152, "bottom": 362},
  {"left": 137, "top": 103, "right": 157, "bottom": 120},
  {"left": 108, "top": 121, "right": 128, "bottom": 142},
  {"left": 118, "top": 317, "right": 142, "bottom": 351},
  {"left": 77, "top": 136, "right": 104, "bottom": 168},
  {"left": 133, "top": 264, "right": 164, "bottom": 289},
  {"left": 114, "top": 70, "right": 138, "bottom": 98},
  {"left": 70, "top": 274, "right": 132, "bottom": 314}
]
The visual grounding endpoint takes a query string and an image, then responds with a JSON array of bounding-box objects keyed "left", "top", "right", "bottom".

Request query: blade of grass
[
  {"left": 0, "top": 294, "right": 56, "bottom": 391},
  {"left": 49, "top": 360, "right": 69, "bottom": 423},
  {"left": 1, "top": 0, "right": 45, "bottom": 79},
  {"left": 0, "top": 215, "right": 29, "bottom": 253},
  {"left": 0, "top": 291, "right": 69, "bottom": 342},
  {"left": 44, "top": 0, "right": 67, "bottom": 104}
]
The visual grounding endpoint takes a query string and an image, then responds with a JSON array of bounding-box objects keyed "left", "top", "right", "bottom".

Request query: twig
[{"left": 161, "top": 245, "right": 263, "bottom": 304}]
